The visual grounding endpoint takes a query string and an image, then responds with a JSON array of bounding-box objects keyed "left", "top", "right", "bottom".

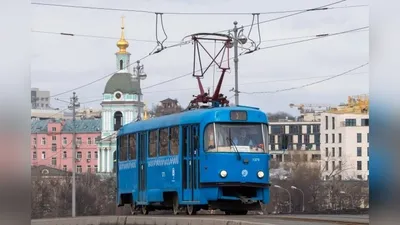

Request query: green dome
[{"left": 103, "top": 72, "right": 141, "bottom": 94}]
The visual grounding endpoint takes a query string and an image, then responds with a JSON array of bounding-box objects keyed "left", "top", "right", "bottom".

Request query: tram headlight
[
  {"left": 220, "top": 170, "right": 228, "bottom": 178},
  {"left": 257, "top": 171, "right": 265, "bottom": 179}
]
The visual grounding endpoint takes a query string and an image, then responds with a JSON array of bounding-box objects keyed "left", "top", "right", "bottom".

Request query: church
[{"left": 97, "top": 17, "right": 145, "bottom": 173}]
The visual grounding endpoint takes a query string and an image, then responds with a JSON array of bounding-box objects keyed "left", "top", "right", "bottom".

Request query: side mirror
[{"left": 281, "top": 134, "right": 289, "bottom": 150}]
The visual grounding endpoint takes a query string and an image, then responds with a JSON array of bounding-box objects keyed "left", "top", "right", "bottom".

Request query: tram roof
[{"left": 118, "top": 106, "right": 268, "bottom": 136}]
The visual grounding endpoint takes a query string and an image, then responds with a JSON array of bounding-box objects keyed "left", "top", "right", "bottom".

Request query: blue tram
[{"left": 116, "top": 106, "right": 271, "bottom": 215}]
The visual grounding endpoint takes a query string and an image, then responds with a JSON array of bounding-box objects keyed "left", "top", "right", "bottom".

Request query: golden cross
[{"left": 121, "top": 16, "right": 125, "bottom": 29}]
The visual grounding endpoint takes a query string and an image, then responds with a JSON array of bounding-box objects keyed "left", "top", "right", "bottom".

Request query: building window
[
  {"left": 95, "top": 151, "right": 98, "bottom": 159},
  {"left": 87, "top": 165, "right": 92, "bottom": 173},
  {"left": 325, "top": 134, "right": 328, "bottom": 143},
  {"left": 357, "top": 175, "right": 363, "bottom": 180},
  {"left": 77, "top": 165, "right": 82, "bottom": 173},
  {"left": 325, "top": 148, "right": 329, "bottom": 157},
  {"left": 338, "top": 133, "right": 342, "bottom": 143},
  {"left": 367, "top": 147, "right": 369, "bottom": 156},
  {"left": 63, "top": 151, "right": 67, "bottom": 159},
  {"left": 332, "top": 161, "right": 335, "bottom": 170},
  {"left": 307, "top": 125, "right": 311, "bottom": 134},
  {"left": 41, "top": 151, "right": 46, "bottom": 159},
  {"left": 33, "top": 151, "right": 37, "bottom": 160},
  {"left": 52, "top": 136, "right": 56, "bottom": 141},
  {"left": 77, "top": 137, "right": 82, "bottom": 145},
  {"left": 41, "top": 137, "right": 46, "bottom": 145},
  {"left": 88, "top": 137, "right": 92, "bottom": 145},
  {"left": 289, "top": 125, "right": 299, "bottom": 134},
  {"left": 119, "top": 59, "right": 123, "bottom": 70},
  {"left": 339, "top": 147, "right": 342, "bottom": 157},
  {"left": 325, "top": 161, "right": 329, "bottom": 171},
  {"left": 33, "top": 137, "right": 37, "bottom": 145},
  {"left": 367, "top": 133, "right": 369, "bottom": 143},
  {"left": 313, "top": 125, "right": 320, "bottom": 133},
  {"left": 332, "top": 134, "right": 335, "bottom": 143},
  {"left": 315, "top": 134, "right": 320, "bottom": 144},
  {"left": 52, "top": 127, "right": 56, "bottom": 132},
  {"left": 361, "top": 119, "right": 369, "bottom": 126},
  {"left": 87, "top": 151, "right": 92, "bottom": 159},
  {"left": 357, "top": 133, "right": 362, "bottom": 143},
  {"left": 51, "top": 143, "right": 57, "bottom": 152},
  {"left": 332, "top": 147, "right": 335, "bottom": 157},
  {"left": 77, "top": 151, "right": 82, "bottom": 159},
  {"left": 63, "top": 165, "right": 67, "bottom": 171},
  {"left": 339, "top": 161, "right": 342, "bottom": 170},
  {"left": 94, "top": 165, "right": 98, "bottom": 173},
  {"left": 357, "top": 147, "right": 362, "bottom": 156},
  {"left": 63, "top": 137, "right": 67, "bottom": 145},
  {"left": 304, "top": 134, "right": 310, "bottom": 144},
  {"left": 51, "top": 157, "right": 57, "bottom": 166},
  {"left": 332, "top": 117, "right": 335, "bottom": 129},
  {"left": 325, "top": 116, "right": 328, "bottom": 130},
  {"left": 357, "top": 161, "right": 362, "bottom": 170},
  {"left": 345, "top": 119, "right": 356, "bottom": 126}
]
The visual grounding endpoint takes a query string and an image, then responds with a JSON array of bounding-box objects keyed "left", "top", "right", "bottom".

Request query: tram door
[
  {"left": 137, "top": 132, "right": 147, "bottom": 203},
  {"left": 182, "top": 125, "right": 200, "bottom": 202}
]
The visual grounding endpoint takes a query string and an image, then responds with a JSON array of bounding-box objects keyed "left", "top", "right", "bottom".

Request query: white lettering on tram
[
  {"left": 119, "top": 161, "right": 137, "bottom": 170},
  {"left": 148, "top": 156, "right": 179, "bottom": 167}
]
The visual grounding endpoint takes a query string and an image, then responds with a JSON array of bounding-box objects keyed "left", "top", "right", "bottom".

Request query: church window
[
  {"left": 159, "top": 128, "right": 169, "bottom": 156},
  {"left": 149, "top": 130, "right": 158, "bottom": 157},
  {"left": 170, "top": 126, "right": 179, "bottom": 155},
  {"left": 120, "top": 60, "right": 123, "bottom": 70},
  {"left": 114, "top": 111, "right": 123, "bottom": 131},
  {"left": 129, "top": 134, "right": 136, "bottom": 160}
]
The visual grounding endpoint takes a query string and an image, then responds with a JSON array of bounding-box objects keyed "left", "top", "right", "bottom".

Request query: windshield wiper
[{"left": 226, "top": 137, "right": 241, "bottom": 161}]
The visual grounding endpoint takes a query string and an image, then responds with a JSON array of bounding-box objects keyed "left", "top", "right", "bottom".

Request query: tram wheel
[
  {"left": 172, "top": 195, "right": 179, "bottom": 215},
  {"left": 141, "top": 206, "right": 149, "bottom": 215},
  {"left": 186, "top": 205, "right": 197, "bottom": 215}
]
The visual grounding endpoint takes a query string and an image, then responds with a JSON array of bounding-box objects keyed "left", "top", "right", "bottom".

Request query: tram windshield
[{"left": 204, "top": 123, "right": 268, "bottom": 153}]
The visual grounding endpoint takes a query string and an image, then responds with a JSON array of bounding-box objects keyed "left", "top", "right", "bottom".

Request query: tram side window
[
  {"left": 129, "top": 133, "right": 136, "bottom": 160},
  {"left": 149, "top": 130, "right": 158, "bottom": 158},
  {"left": 170, "top": 126, "right": 179, "bottom": 155},
  {"left": 159, "top": 128, "right": 169, "bottom": 156},
  {"left": 119, "top": 135, "right": 128, "bottom": 161},
  {"left": 204, "top": 124, "right": 216, "bottom": 152}
]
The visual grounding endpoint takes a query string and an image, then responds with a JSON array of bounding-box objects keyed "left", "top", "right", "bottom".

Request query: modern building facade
[
  {"left": 320, "top": 95, "right": 369, "bottom": 181},
  {"left": 268, "top": 121, "right": 321, "bottom": 164},
  {"left": 31, "top": 88, "right": 51, "bottom": 109},
  {"left": 31, "top": 119, "right": 101, "bottom": 173},
  {"left": 97, "top": 18, "right": 144, "bottom": 173}
]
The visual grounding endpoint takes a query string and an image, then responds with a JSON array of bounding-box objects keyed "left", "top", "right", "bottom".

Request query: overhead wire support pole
[
  {"left": 233, "top": 21, "right": 239, "bottom": 105},
  {"left": 68, "top": 92, "right": 80, "bottom": 218}
]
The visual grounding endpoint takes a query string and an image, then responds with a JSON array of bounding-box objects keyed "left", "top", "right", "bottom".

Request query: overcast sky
[{"left": 31, "top": 0, "right": 369, "bottom": 116}]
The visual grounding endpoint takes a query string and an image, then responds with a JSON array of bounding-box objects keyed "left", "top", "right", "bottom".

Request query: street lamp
[
  {"left": 274, "top": 185, "right": 292, "bottom": 213},
  {"left": 291, "top": 186, "right": 305, "bottom": 212},
  {"left": 133, "top": 60, "right": 147, "bottom": 121},
  {"left": 340, "top": 191, "right": 354, "bottom": 208}
]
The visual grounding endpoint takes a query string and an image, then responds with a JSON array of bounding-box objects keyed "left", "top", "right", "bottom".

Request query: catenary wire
[
  {"left": 77, "top": 71, "right": 368, "bottom": 103},
  {"left": 31, "top": 1, "right": 367, "bottom": 15},
  {"left": 141, "top": 26, "right": 368, "bottom": 90},
  {"left": 240, "top": 63, "right": 369, "bottom": 94}
]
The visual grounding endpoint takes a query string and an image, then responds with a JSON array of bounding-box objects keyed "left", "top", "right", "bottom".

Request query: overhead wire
[
  {"left": 31, "top": 1, "right": 367, "bottom": 15},
  {"left": 141, "top": 26, "right": 368, "bottom": 90},
  {"left": 240, "top": 63, "right": 369, "bottom": 94},
  {"left": 35, "top": 0, "right": 366, "bottom": 97},
  {"left": 77, "top": 71, "right": 367, "bottom": 104}
]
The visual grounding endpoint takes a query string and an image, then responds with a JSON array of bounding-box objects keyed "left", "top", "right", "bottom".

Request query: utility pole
[
  {"left": 133, "top": 60, "right": 147, "bottom": 121},
  {"left": 233, "top": 21, "right": 239, "bottom": 105},
  {"left": 68, "top": 92, "right": 80, "bottom": 217}
]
